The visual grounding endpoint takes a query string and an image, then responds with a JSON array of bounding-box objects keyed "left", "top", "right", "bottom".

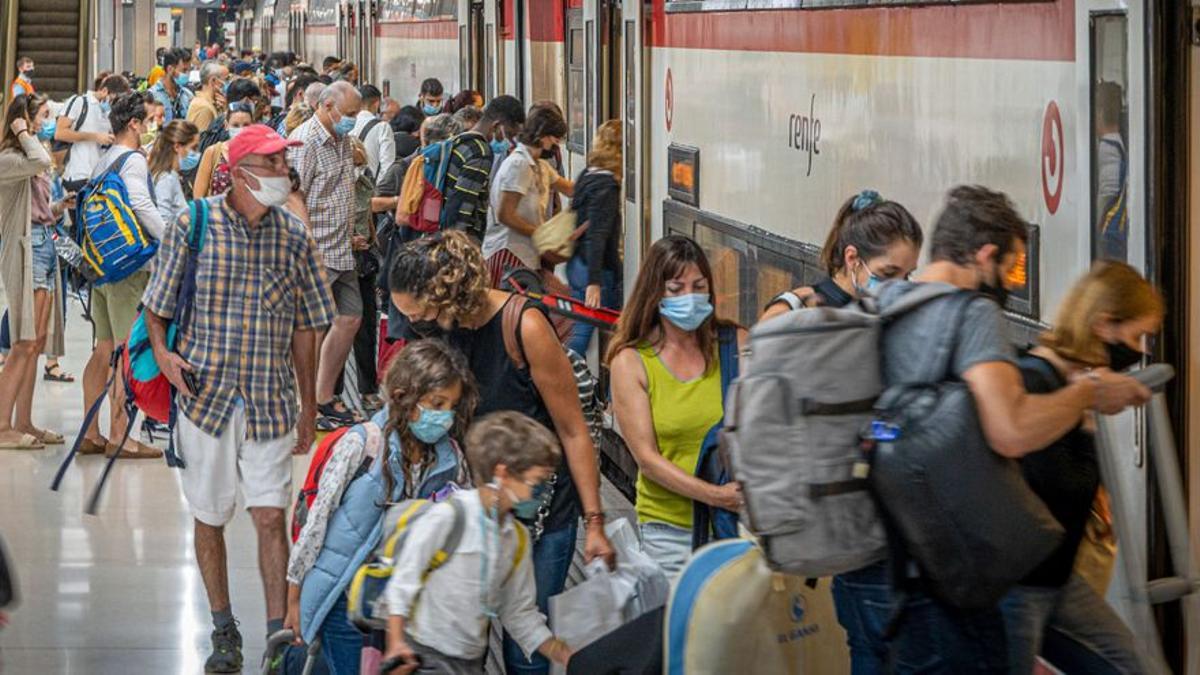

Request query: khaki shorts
[
  {"left": 175, "top": 403, "right": 295, "bottom": 527},
  {"left": 92, "top": 270, "right": 150, "bottom": 343},
  {"left": 326, "top": 267, "right": 363, "bottom": 317}
]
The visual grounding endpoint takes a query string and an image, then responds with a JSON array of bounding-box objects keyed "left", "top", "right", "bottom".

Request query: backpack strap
[
  {"left": 164, "top": 199, "right": 211, "bottom": 470},
  {"left": 501, "top": 295, "right": 529, "bottom": 370},
  {"left": 423, "top": 498, "right": 467, "bottom": 577},
  {"left": 109, "top": 150, "right": 158, "bottom": 207},
  {"left": 716, "top": 325, "right": 739, "bottom": 403},
  {"left": 502, "top": 522, "right": 530, "bottom": 586},
  {"left": 769, "top": 291, "right": 805, "bottom": 312},
  {"left": 358, "top": 117, "right": 382, "bottom": 142}
]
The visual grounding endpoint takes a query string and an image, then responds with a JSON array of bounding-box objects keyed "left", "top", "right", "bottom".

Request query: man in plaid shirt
[
  {"left": 441, "top": 95, "right": 526, "bottom": 241},
  {"left": 143, "top": 125, "right": 335, "bottom": 674},
  {"left": 292, "top": 80, "right": 368, "bottom": 428}
]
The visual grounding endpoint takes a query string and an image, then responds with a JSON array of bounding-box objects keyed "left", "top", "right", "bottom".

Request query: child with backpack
[
  {"left": 283, "top": 339, "right": 477, "bottom": 674},
  {"left": 381, "top": 411, "right": 573, "bottom": 674}
]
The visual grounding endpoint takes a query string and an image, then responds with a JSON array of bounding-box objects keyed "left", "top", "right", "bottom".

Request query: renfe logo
[
  {"left": 1041, "top": 101, "right": 1064, "bottom": 215},
  {"left": 788, "top": 93, "right": 822, "bottom": 177},
  {"left": 665, "top": 69, "right": 674, "bottom": 133}
]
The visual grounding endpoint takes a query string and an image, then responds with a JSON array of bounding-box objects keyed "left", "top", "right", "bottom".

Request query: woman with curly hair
[
  {"left": 388, "top": 230, "right": 615, "bottom": 675},
  {"left": 284, "top": 339, "right": 477, "bottom": 673}
]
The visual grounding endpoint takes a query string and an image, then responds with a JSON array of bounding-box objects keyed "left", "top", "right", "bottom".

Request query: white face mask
[{"left": 243, "top": 170, "right": 291, "bottom": 207}]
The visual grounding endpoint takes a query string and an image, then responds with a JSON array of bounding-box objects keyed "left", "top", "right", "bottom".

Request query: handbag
[
  {"left": 534, "top": 209, "right": 588, "bottom": 265},
  {"left": 870, "top": 291, "right": 1064, "bottom": 609}
]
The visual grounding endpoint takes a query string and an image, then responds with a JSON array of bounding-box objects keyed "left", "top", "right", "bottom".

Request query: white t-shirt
[
  {"left": 482, "top": 144, "right": 546, "bottom": 270},
  {"left": 62, "top": 92, "right": 111, "bottom": 182},
  {"left": 351, "top": 110, "right": 396, "bottom": 180}
]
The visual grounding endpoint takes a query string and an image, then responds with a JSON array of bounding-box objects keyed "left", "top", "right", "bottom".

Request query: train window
[
  {"left": 437, "top": 0, "right": 458, "bottom": 18},
  {"left": 567, "top": 17, "right": 586, "bottom": 153},
  {"left": 1089, "top": 13, "right": 1129, "bottom": 263},
  {"left": 664, "top": 201, "right": 819, "bottom": 327},
  {"left": 380, "top": 0, "right": 416, "bottom": 21}
]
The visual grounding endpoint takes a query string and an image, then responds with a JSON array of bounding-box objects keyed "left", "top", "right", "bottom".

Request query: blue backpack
[
  {"left": 52, "top": 200, "right": 210, "bottom": 515},
  {"left": 74, "top": 151, "right": 159, "bottom": 285}
]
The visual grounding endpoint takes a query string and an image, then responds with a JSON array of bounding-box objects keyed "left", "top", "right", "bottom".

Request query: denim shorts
[{"left": 30, "top": 224, "right": 58, "bottom": 292}]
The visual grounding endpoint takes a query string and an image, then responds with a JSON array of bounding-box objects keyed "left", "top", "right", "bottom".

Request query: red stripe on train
[{"left": 649, "top": 0, "right": 1075, "bottom": 62}]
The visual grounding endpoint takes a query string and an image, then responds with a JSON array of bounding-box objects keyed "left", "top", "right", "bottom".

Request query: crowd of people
[{"left": 0, "top": 43, "right": 1164, "bottom": 675}]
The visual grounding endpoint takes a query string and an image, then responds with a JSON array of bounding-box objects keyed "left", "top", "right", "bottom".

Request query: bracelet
[{"left": 583, "top": 511, "right": 606, "bottom": 526}]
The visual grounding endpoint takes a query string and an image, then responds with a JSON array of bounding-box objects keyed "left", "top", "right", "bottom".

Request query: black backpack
[
  {"left": 51, "top": 95, "right": 89, "bottom": 163},
  {"left": 179, "top": 114, "right": 229, "bottom": 191}
]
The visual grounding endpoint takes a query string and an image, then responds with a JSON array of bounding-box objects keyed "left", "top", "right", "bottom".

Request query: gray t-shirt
[{"left": 877, "top": 281, "right": 1016, "bottom": 386}]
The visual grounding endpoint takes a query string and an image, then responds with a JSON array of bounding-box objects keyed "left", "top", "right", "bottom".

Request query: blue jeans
[
  {"left": 502, "top": 521, "right": 578, "bottom": 675},
  {"left": 30, "top": 224, "right": 58, "bottom": 291},
  {"left": 1000, "top": 574, "right": 1142, "bottom": 675},
  {"left": 319, "top": 592, "right": 363, "bottom": 675},
  {"left": 831, "top": 561, "right": 1008, "bottom": 674},
  {"left": 565, "top": 253, "right": 621, "bottom": 357}
]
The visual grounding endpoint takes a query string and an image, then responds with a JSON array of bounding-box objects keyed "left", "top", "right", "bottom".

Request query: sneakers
[{"left": 205, "top": 621, "right": 243, "bottom": 674}]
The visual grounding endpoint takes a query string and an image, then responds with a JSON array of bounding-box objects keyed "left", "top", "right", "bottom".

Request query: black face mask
[
  {"left": 407, "top": 318, "right": 447, "bottom": 340},
  {"left": 1105, "top": 340, "right": 1144, "bottom": 372},
  {"left": 978, "top": 276, "right": 1009, "bottom": 308}
]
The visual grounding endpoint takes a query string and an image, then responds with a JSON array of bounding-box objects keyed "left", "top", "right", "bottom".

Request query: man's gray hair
[
  {"left": 452, "top": 106, "right": 482, "bottom": 129},
  {"left": 319, "top": 80, "right": 361, "bottom": 107},
  {"left": 303, "top": 82, "right": 326, "bottom": 109},
  {"left": 422, "top": 114, "right": 461, "bottom": 144},
  {"left": 200, "top": 61, "right": 228, "bottom": 88}
]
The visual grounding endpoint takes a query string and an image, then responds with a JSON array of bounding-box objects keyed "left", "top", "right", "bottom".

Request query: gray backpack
[{"left": 724, "top": 283, "right": 959, "bottom": 577}]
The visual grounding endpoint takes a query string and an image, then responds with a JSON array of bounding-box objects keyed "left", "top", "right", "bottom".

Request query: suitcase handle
[{"left": 1126, "top": 364, "right": 1174, "bottom": 392}]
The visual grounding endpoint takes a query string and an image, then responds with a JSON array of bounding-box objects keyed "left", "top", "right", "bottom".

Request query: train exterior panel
[
  {"left": 645, "top": 1, "right": 1100, "bottom": 329},
  {"left": 376, "top": 20, "right": 460, "bottom": 101}
]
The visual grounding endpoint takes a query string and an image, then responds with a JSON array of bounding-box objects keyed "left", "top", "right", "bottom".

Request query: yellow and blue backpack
[{"left": 73, "top": 150, "right": 159, "bottom": 285}]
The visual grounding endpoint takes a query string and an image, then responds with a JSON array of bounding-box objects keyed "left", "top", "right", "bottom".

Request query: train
[{"left": 233, "top": 2, "right": 1196, "bottom": 666}]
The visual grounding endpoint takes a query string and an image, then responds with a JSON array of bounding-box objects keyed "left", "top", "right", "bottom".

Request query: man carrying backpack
[
  {"left": 840, "top": 186, "right": 1151, "bottom": 672},
  {"left": 56, "top": 75, "right": 130, "bottom": 192},
  {"left": 76, "top": 92, "right": 166, "bottom": 461},
  {"left": 351, "top": 84, "right": 395, "bottom": 179},
  {"left": 142, "top": 124, "right": 336, "bottom": 673},
  {"left": 441, "top": 95, "right": 526, "bottom": 242},
  {"left": 149, "top": 48, "right": 195, "bottom": 123}
]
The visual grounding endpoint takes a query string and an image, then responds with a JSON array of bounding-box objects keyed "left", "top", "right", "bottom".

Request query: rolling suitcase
[{"left": 1095, "top": 365, "right": 1199, "bottom": 675}]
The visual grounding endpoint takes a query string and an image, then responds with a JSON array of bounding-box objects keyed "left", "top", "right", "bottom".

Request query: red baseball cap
[{"left": 226, "top": 124, "right": 301, "bottom": 168}]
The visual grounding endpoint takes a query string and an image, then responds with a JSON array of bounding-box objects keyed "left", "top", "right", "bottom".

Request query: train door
[
  {"left": 458, "top": 0, "right": 485, "bottom": 93},
  {"left": 565, "top": 8, "right": 586, "bottom": 177},
  {"left": 582, "top": 0, "right": 621, "bottom": 160},
  {"left": 483, "top": 0, "right": 502, "bottom": 99},
  {"left": 337, "top": 2, "right": 349, "bottom": 61},
  {"left": 621, "top": 0, "right": 647, "bottom": 282},
  {"left": 359, "top": 0, "right": 375, "bottom": 83}
]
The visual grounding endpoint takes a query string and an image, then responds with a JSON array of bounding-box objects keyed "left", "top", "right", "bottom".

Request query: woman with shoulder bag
[
  {"left": 388, "top": 231, "right": 615, "bottom": 675},
  {"left": 565, "top": 120, "right": 624, "bottom": 357},
  {"left": 1000, "top": 261, "right": 1162, "bottom": 675}
]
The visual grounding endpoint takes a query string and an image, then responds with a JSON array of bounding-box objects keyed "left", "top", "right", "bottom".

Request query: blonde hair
[
  {"left": 1040, "top": 261, "right": 1163, "bottom": 366},
  {"left": 587, "top": 119, "right": 621, "bottom": 175}
]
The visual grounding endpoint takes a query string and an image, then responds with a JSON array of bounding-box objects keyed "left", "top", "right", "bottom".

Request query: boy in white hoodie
[{"left": 383, "top": 411, "right": 572, "bottom": 674}]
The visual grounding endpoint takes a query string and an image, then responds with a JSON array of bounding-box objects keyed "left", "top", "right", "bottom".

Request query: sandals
[
  {"left": 0, "top": 432, "right": 44, "bottom": 450},
  {"left": 43, "top": 364, "right": 76, "bottom": 382},
  {"left": 317, "top": 399, "right": 364, "bottom": 427},
  {"left": 78, "top": 437, "right": 110, "bottom": 455},
  {"left": 106, "top": 441, "right": 163, "bottom": 460},
  {"left": 33, "top": 429, "right": 65, "bottom": 445}
]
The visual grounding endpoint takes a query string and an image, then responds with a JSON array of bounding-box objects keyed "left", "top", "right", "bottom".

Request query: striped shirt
[
  {"left": 295, "top": 116, "right": 357, "bottom": 271},
  {"left": 441, "top": 131, "right": 494, "bottom": 240},
  {"left": 141, "top": 196, "right": 336, "bottom": 441}
]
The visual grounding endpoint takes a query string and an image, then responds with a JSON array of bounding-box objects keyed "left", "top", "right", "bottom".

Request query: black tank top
[{"left": 448, "top": 294, "right": 580, "bottom": 532}]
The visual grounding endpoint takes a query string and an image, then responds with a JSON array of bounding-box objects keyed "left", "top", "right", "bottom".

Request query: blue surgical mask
[
  {"left": 180, "top": 150, "right": 201, "bottom": 172},
  {"left": 174, "top": 73, "right": 190, "bottom": 88},
  {"left": 226, "top": 126, "right": 243, "bottom": 139},
  {"left": 659, "top": 293, "right": 714, "bottom": 332},
  {"left": 37, "top": 119, "right": 56, "bottom": 141},
  {"left": 333, "top": 115, "right": 356, "bottom": 137},
  {"left": 490, "top": 139, "right": 509, "bottom": 157},
  {"left": 409, "top": 406, "right": 454, "bottom": 444},
  {"left": 422, "top": 103, "right": 441, "bottom": 116},
  {"left": 854, "top": 261, "right": 883, "bottom": 296},
  {"left": 100, "top": 101, "right": 112, "bottom": 115}
]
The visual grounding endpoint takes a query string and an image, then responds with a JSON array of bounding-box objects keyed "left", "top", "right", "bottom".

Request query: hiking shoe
[{"left": 205, "top": 621, "right": 243, "bottom": 673}]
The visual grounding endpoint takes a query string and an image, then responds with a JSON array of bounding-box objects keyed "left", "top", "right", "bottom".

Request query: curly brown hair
[
  {"left": 379, "top": 339, "right": 479, "bottom": 500},
  {"left": 388, "top": 230, "right": 490, "bottom": 325}
]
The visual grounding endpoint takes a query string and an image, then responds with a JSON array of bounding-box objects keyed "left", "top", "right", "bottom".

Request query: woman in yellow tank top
[{"left": 607, "top": 236, "right": 746, "bottom": 576}]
